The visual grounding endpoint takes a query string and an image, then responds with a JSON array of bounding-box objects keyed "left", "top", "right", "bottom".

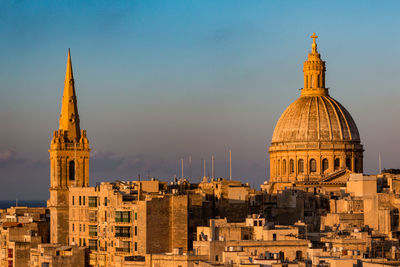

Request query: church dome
[
  {"left": 268, "top": 33, "right": 363, "bottom": 182},
  {"left": 271, "top": 95, "right": 360, "bottom": 144}
]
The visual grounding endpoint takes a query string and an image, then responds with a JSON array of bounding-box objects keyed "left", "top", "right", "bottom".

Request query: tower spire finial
[
  {"left": 59, "top": 49, "right": 81, "bottom": 140},
  {"left": 311, "top": 32, "right": 318, "bottom": 53}
]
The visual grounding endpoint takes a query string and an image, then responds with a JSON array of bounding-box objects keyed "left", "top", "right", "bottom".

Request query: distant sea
[{"left": 0, "top": 200, "right": 46, "bottom": 209}]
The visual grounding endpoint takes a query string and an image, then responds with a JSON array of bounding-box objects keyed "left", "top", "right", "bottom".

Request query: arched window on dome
[
  {"left": 277, "top": 160, "right": 281, "bottom": 176},
  {"left": 282, "top": 160, "right": 286, "bottom": 175},
  {"left": 298, "top": 159, "right": 304, "bottom": 173},
  {"left": 289, "top": 159, "right": 294, "bottom": 174},
  {"left": 310, "top": 159, "right": 317, "bottom": 173},
  {"left": 346, "top": 158, "right": 351, "bottom": 171},
  {"left": 334, "top": 158, "right": 340, "bottom": 170},
  {"left": 322, "top": 158, "right": 329, "bottom": 173}
]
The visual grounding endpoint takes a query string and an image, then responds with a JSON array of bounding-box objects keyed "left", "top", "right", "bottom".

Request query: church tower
[{"left": 48, "top": 50, "right": 90, "bottom": 244}]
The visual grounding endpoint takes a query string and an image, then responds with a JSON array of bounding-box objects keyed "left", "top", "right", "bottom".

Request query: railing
[
  {"left": 115, "top": 233, "right": 131, "bottom": 238},
  {"left": 116, "top": 247, "right": 130, "bottom": 252}
]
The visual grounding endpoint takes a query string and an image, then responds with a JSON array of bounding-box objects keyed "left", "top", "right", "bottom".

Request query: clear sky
[{"left": 1, "top": 0, "right": 400, "bottom": 199}]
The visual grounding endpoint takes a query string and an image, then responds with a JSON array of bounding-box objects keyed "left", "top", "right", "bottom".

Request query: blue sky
[{"left": 1, "top": 0, "right": 400, "bottom": 199}]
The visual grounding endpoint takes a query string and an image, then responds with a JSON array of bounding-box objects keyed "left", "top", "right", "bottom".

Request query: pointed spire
[{"left": 59, "top": 49, "right": 81, "bottom": 141}]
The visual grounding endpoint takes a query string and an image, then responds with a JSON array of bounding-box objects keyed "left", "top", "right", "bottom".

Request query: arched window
[
  {"left": 298, "top": 159, "right": 304, "bottom": 173},
  {"left": 322, "top": 158, "right": 329, "bottom": 172},
  {"left": 277, "top": 160, "right": 281, "bottom": 176},
  {"left": 289, "top": 159, "right": 294, "bottom": 174},
  {"left": 317, "top": 75, "right": 320, "bottom": 87},
  {"left": 310, "top": 159, "right": 317, "bottom": 173},
  {"left": 334, "top": 158, "right": 340, "bottom": 170},
  {"left": 282, "top": 160, "right": 286, "bottom": 175},
  {"left": 346, "top": 158, "right": 351, "bottom": 170},
  {"left": 305, "top": 76, "right": 308, "bottom": 88},
  {"left": 69, "top": 160, "right": 75, "bottom": 180},
  {"left": 310, "top": 75, "right": 313, "bottom": 88}
]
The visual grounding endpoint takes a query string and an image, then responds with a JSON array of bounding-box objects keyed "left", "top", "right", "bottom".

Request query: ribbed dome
[{"left": 272, "top": 95, "right": 360, "bottom": 143}]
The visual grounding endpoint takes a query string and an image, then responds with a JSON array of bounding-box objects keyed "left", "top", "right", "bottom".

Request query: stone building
[
  {"left": 269, "top": 33, "right": 363, "bottom": 184},
  {"left": 0, "top": 207, "right": 50, "bottom": 267},
  {"left": 30, "top": 243, "right": 88, "bottom": 267},
  {"left": 68, "top": 180, "right": 189, "bottom": 266},
  {"left": 48, "top": 50, "right": 90, "bottom": 245}
]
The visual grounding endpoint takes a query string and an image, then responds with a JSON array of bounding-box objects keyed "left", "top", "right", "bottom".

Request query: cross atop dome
[{"left": 311, "top": 32, "right": 318, "bottom": 53}]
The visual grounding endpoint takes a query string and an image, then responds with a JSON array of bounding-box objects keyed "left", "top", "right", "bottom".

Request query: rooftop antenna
[
  {"left": 189, "top": 155, "right": 192, "bottom": 180},
  {"left": 379, "top": 152, "right": 382, "bottom": 173},
  {"left": 211, "top": 154, "right": 215, "bottom": 179},
  {"left": 203, "top": 159, "right": 206, "bottom": 179},
  {"left": 138, "top": 174, "right": 141, "bottom": 182},
  {"left": 229, "top": 149, "right": 232, "bottom": 181},
  {"left": 181, "top": 158, "right": 184, "bottom": 180}
]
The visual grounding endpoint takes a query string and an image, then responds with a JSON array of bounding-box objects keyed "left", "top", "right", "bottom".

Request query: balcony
[
  {"left": 116, "top": 247, "right": 130, "bottom": 253},
  {"left": 115, "top": 233, "right": 131, "bottom": 238}
]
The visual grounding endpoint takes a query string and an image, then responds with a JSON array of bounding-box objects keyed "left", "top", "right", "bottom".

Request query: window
[
  {"left": 88, "top": 197, "right": 97, "bottom": 208},
  {"left": 79, "top": 238, "right": 81, "bottom": 246},
  {"left": 79, "top": 196, "right": 81, "bottom": 205},
  {"left": 83, "top": 224, "right": 85, "bottom": 232},
  {"left": 134, "top": 242, "right": 137, "bottom": 251},
  {"left": 89, "top": 239, "right": 97, "bottom": 251},
  {"left": 104, "top": 197, "right": 108, "bottom": 206},
  {"left": 346, "top": 158, "right": 351, "bottom": 170},
  {"left": 135, "top": 213, "right": 137, "bottom": 220},
  {"left": 135, "top": 226, "right": 137, "bottom": 236},
  {"left": 116, "top": 241, "right": 130, "bottom": 252},
  {"left": 282, "top": 160, "right": 286, "bottom": 175},
  {"left": 322, "top": 158, "right": 329, "bottom": 172},
  {"left": 69, "top": 160, "right": 75, "bottom": 180},
  {"left": 79, "top": 224, "right": 81, "bottom": 232},
  {"left": 83, "top": 196, "right": 85, "bottom": 206},
  {"left": 115, "top": 211, "right": 130, "bottom": 223},
  {"left": 83, "top": 239, "right": 86, "bottom": 247},
  {"left": 310, "top": 159, "right": 317, "bottom": 173},
  {"left": 310, "top": 75, "right": 313, "bottom": 88},
  {"left": 334, "top": 158, "right": 340, "bottom": 170},
  {"left": 72, "top": 224, "right": 74, "bottom": 232},
  {"left": 298, "top": 159, "right": 304, "bottom": 173},
  {"left": 89, "top": 225, "right": 97, "bottom": 237},
  {"left": 105, "top": 211, "right": 107, "bottom": 222},
  {"left": 305, "top": 75, "right": 308, "bottom": 88},
  {"left": 115, "top": 226, "right": 131, "bottom": 238},
  {"left": 72, "top": 196, "right": 74, "bottom": 205},
  {"left": 273, "top": 233, "right": 277, "bottom": 241},
  {"left": 289, "top": 159, "right": 294, "bottom": 173},
  {"left": 277, "top": 160, "right": 281, "bottom": 176}
]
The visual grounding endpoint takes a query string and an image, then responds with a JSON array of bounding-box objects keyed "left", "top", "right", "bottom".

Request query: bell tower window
[{"left": 69, "top": 160, "right": 75, "bottom": 180}]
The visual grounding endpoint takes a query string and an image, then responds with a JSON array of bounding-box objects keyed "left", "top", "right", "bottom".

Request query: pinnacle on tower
[{"left": 59, "top": 49, "right": 81, "bottom": 141}]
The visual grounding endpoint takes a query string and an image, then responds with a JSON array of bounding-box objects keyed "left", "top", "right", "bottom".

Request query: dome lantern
[{"left": 302, "top": 33, "right": 328, "bottom": 97}]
